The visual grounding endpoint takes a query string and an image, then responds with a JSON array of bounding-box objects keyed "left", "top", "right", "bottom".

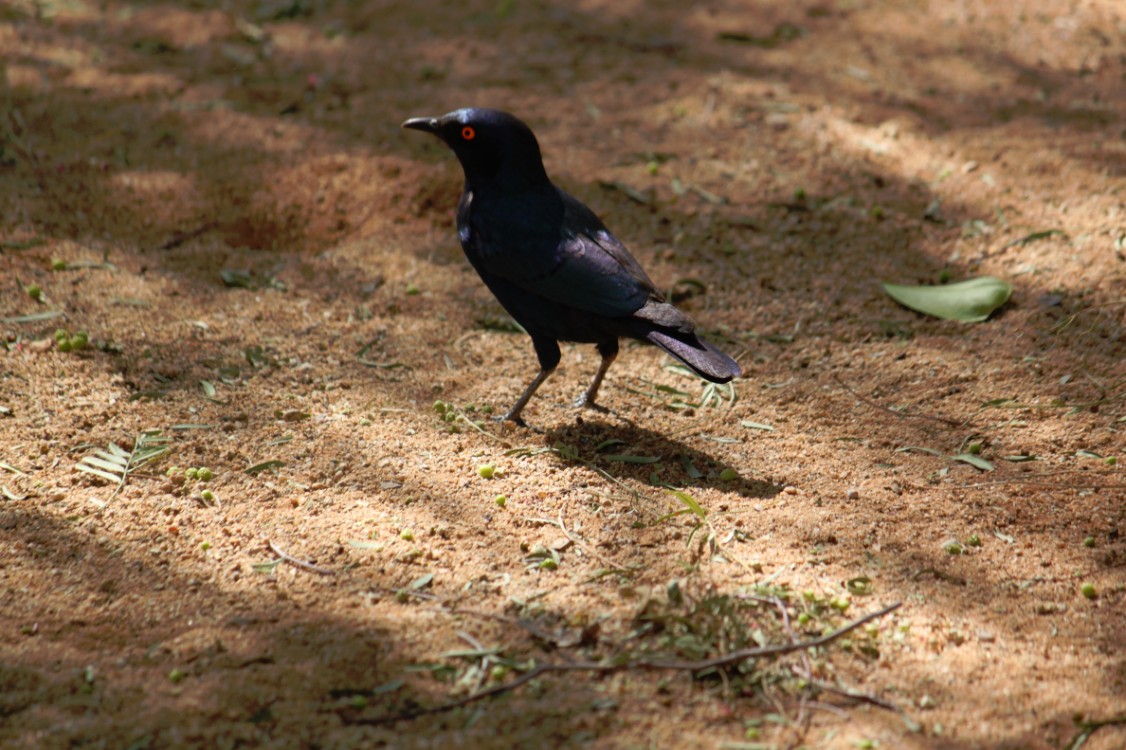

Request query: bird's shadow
[{"left": 539, "top": 416, "right": 781, "bottom": 501}]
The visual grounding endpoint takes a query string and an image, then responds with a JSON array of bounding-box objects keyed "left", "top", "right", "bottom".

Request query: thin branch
[
  {"left": 832, "top": 374, "right": 964, "bottom": 427},
  {"left": 266, "top": 539, "right": 337, "bottom": 576},
  {"left": 557, "top": 509, "right": 632, "bottom": 572},
  {"left": 344, "top": 602, "right": 902, "bottom": 725},
  {"left": 635, "top": 601, "right": 900, "bottom": 671},
  {"left": 810, "top": 679, "right": 900, "bottom": 711}
]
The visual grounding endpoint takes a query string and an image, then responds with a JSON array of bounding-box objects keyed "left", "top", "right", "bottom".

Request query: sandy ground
[{"left": 1, "top": 0, "right": 1125, "bottom": 747}]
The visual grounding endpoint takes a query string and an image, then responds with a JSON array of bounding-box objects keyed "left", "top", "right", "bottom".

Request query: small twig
[
  {"left": 954, "top": 469, "right": 1126, "bottom": 490},
  {"left": 433, "top": 607, "right": 563, "bottom": 646},
  {"left": 266, "top": 539, "right": 336, "bottom": 576},
  {"left": 1064, "top": 714, "right": 1126, "bottom": 750},
  {"left": 913, "top": 567, "right": 967, "bottom": 585},
  {"left": 159, "top": 222, "right": 218, "bottom": 251},
  {"left": 456, "top": 413, "right": 511, "bottom": 445},
  {"left": 809, "top": 679, "right": 900, "bottom": 711},
  {"left": 801, "top": 700, "right": 850, "bottom": 720},
  {"left": 558, "top": 509, "right": 632, "bottom": 572},
  {"left": 832, "top": 374, "right": 964, "bottom": 427},
  {"left": 345, "top": 602, "right": 902, "bottom": 724}
]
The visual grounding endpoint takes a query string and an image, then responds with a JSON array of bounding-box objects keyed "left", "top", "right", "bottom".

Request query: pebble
[{"left": 846, "top": 487, "right": 860, "bottom": 500}]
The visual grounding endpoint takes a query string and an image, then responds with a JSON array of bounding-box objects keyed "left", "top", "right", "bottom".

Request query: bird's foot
[
  {"left": 573, "top": 394, "right": 609, "bottom": 413},
  {"left": 495, "top": 411, "right": 527, "bottom": 428}
]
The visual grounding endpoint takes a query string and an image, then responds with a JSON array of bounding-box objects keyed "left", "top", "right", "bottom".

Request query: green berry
[
  {"left": 399, "top": 529, "right": 414, "bottom": 541},
  {"left": 51, "top": 258, "right": 67, "bottom": 271},
  {"left": 477, "top": 464, "right": 496, "bottom": 479},
  {"left": 494, "top": 494, "right": 507, "bottom": 507},
  {"left": 168, "top": 668, "right": 186, "bottom": 683},
  {"left": 54, "top": 329, "right": 68, "bottom": 342},
  {"left": 966, "top": 534, "right": 982, "bottom": 547},
  {"left": 1080, "top": 583, "right": 1097, "bottom": 599},
  {"left": 719, "top": 468, "right": 739, "bottom": 482},
  {"left": 196, "top": 468, "right": 213, "bottom": 482},
  {"left": 405, "top": 283, "right": 420, "bottom": 295},
  {"left": 433, "top": 400, "right": 447, "bottom": 415},
  {"left": 25, "top": 284, "right": 42, "bottom": 300},
  {"left": 185, "top": 467, "right": 199, "bottom": 479},
  {"left": 1106, "top": 457, "right": 1117, "bottom": 466},
  {"left": 1083, "top": 536, "right": 1096, "bottom": 548},
  {"left": 200, "top": 489, "right": 215, "bottom": 502}
]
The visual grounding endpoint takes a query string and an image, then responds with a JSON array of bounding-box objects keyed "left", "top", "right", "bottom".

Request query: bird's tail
[{"left": 646, "top": 329, "right": 741, "bottom": 383}]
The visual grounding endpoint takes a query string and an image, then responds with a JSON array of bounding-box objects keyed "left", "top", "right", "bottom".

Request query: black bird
[{"left": 403, "top": 108, "right": 741, "bottom": 425}]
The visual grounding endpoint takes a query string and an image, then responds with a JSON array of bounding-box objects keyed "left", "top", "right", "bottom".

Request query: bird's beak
[{"left": 402, "top": 116, "right": 440, "bottom": 133}]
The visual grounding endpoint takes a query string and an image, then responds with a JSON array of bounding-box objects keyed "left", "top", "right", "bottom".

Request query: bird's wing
[{"left": 474, "top": 188, "right": 667, "bottom": 318}]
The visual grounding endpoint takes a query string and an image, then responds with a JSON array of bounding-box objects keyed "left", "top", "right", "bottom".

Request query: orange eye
[{"left": 461, "top": 126, "right": 476, "bottom": 141}]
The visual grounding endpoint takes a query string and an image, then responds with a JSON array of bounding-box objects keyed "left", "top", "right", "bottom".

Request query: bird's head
[{"left": 402, "top": 108, "right": 549, "bottom": 189}]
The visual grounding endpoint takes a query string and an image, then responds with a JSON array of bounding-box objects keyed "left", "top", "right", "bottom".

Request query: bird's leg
[
  {"left": 504, "top": 367, "right": 554, "bottom": 426},
  {"left": 503, "top": 336, "right": 561, "bottom": 426},
  {"left": 575, "top": 339, "right": 618, "bottom": 411}
]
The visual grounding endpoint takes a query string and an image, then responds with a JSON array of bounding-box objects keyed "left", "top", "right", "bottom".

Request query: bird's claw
[
  {"left": 573, "top": 394, "right": 609, "bottom": 413},
  {"left": 496, "top": 412, "right": 526, "bottom": 427}
]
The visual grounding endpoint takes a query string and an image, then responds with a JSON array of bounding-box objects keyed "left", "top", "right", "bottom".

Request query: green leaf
[
  {"left": 409, "top": 573, "right": 434, "bottom": 590},
  {"left": 347, "top": 540, "right": 384, "bottom": 550},
  {"left": 895, "top": 445, "right": 943, "bottom": 456},
  {"left": 669, "top": 490, "right": 707, "bottom": 519},
  {"left": 246, "top": 460, "right": 286, "bottom": 475},
  {"left": 2, "top": 485, "right": 27, "bottom": 500},
  {"left": 220, "top": 269, "right": 254, "bottom": 288},
  {"left": 882, "top": 276, "right": 1012, "bottom": 322},
  {"left": 74, "top": 431, "right": 173, "bottom": 500},
  {"left": 845, "top": 576, "right": 873, "bottom": 595},
  {"left": 741, "top": 420, "right": 775, "bottom": 431},
  {"left": 1001, "top": 229, "right": 1065, "bottom": 250},
  {"left": 603, "top": 454, "right": 661, "bottom": 464},
  {"left": 200, "top": 380, "right": 224, "bottom": 403},
  {"left": 951, "top": 453, "right": 994, "bottom": 471},
  {"left": 2, "top": 310, "right": 66, "bottom": 324}
]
